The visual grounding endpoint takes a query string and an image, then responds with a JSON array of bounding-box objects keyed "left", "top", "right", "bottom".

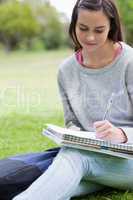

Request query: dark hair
[{"left": 69, "top": 0, "right": 124, "bottom": 51}]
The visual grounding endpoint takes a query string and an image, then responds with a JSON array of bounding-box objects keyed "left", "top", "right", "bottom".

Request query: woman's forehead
[{"left": 77, "top": 9, "right": 110, "bottom": 25}]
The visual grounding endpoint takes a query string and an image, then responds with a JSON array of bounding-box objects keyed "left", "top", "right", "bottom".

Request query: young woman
[{"left": 13, "top": 0, "right": 133, "bottom": 200}]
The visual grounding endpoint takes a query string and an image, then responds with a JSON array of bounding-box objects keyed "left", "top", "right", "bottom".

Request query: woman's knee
[
  {"left": 55, "top": 147, "right": 85, "bottom": 174},
  {"left": 57, "top": 147, "right": 83, "bottom": 162}
]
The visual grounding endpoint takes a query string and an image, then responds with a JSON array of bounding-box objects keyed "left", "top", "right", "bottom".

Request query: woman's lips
[{"left": 86, "top": 43, "right": 97, "bottom": 45}]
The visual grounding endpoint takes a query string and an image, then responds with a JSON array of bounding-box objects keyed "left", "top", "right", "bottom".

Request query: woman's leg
[
  {"left": 13, "top": 147, "right": 103, "bottom": 200},
  {"left": 83, "top": 151, "right": 133, "bottom": 190},
  {"left": 12, "top": 181, "right": 104, "bottom": 200},
  {"left": 13, "top": 148, "right": 132, "bottom": 200},
  {"left": 70, "top": 180, "right": 104, "bottom": 197}
]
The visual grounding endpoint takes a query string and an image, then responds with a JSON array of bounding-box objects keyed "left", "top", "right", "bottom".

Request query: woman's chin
[{"left": 84, "top": 45, "right": 98, "bottom": 52}]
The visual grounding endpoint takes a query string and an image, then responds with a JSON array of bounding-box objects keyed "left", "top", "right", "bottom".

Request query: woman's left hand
[{"left": 93, "top": 120, "right": 127, "bottom": 143}]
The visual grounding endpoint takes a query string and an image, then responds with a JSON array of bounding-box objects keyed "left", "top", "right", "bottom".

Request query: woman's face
[{"left": 75, "top": 9, "right": 111, "bottom": 52}]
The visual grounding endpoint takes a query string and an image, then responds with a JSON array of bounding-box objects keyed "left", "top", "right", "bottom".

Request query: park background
[{"left": 0, "top": 0, "right": 133, "bottom": 199}]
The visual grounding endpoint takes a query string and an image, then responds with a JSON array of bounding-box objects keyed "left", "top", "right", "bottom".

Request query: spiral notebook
[{"left": 42, "top": 124, "right": 133, "bottom": 159}]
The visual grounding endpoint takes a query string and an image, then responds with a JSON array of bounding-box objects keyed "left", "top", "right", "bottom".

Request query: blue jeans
[{"left": 13, "top": 147, "right": 133, "bottom": 200}]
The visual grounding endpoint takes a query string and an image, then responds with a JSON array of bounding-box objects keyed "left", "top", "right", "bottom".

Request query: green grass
[
  {"left": 0, "top": 48, "right": 69, "bottom": 155},
  {"left": 0, "top": 49, "right": 132, "bottom": 200},
  {"left": 0, "top": 112, "right": 63, "bottom": 158},
  {"left": 0, "top": 49, "right": 71, "bottom": 116}
]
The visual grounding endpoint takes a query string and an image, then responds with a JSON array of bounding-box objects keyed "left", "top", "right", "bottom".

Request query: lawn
[{"left": 0, "top": 49, "right": 132, "bottom": 200}]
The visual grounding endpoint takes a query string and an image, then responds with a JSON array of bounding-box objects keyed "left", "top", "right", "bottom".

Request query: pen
[{"left": 103, "top": 93, "right": 114, "bottom": 120}]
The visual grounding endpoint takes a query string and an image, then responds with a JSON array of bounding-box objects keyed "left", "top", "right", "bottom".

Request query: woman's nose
[{"left": 86, "top": 34, "right": 95, "bottom": 42}]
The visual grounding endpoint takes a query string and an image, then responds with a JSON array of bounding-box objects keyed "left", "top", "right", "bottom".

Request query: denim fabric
[{"left": 13, "top": 147, "right": 133, "bottom": 200}]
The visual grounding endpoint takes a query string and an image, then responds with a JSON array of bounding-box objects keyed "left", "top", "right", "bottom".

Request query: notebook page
[
  {"left": 46, "top": 124, "right": 96, "bottom": 139},
  {"left": 46, "top": 124, "right": 133, "bottom": 151}
]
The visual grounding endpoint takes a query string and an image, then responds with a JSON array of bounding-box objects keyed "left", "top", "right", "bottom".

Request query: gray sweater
[{"left": 57, "top": 42, "right": 133, "bottom": 143}]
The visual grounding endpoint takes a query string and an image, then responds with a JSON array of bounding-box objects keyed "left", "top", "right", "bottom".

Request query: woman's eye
[
  {"left": 79, "top": 27, "right": 88, "bottom": 31},
  {"left": 95, "top": 30, "right": 104, "bottom": 33}
]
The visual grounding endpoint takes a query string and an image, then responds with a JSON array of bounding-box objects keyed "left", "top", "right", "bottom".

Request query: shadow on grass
[{"left": 72, "top": 188, "right": 133, "bottom": 200}]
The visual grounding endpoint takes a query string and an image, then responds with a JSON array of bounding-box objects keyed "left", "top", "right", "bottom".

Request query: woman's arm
[
  {"left": 119, "top": 62, "right": 133, "bottom": 143},
  {"left": 57, "top": 69, "right": 81, "bottom": 130},
  {"left": 94, "top": 62, "right": 133, "bottom": 144}
]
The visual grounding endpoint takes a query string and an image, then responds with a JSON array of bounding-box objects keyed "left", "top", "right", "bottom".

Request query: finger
[
  {"left": 96, "top": 123, "right": 111, "bottom": 133},
  {"left": 93, "top": 120, "right": 110, "bottom": 129},
  {"left": 93, "top": 121, "right": 105, "bottom": 128},
  {"left": 96, "top": 128, "right": 112, "bottom": 139},
  {"left": 100, "top": 134, "right": 115, "bottom": 142},
  {"left": 96, "top": 132, "right": 109, "bottom": 139},
  {"left": 98, "top": 135, "right": 111, "bottom": 142}
]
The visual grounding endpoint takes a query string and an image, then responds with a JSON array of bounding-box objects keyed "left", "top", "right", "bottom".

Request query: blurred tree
[
  {"left": 0, "top": 1, "right": 40, "bottom": 51},
  {"left": 117, "top": 0, "right": 133, "bottom": 45},
  {"left": 35, "top": 3, "right": 64, "bottom": 49},
  {"left": 0, "top": 0, "right": 69, "bottom": 51}
]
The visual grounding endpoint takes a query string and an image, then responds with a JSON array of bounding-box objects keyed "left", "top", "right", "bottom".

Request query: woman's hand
[{"left": 93, "top": 120, "right": 127, "bottom": 143}]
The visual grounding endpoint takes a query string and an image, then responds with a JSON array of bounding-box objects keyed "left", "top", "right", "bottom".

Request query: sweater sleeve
[
  {"left": 120, "top": 62, "right": 133, "bottom": 143},
  {"left": 119, "top": 127, "right": 133, "bottom": 143},
  {"left": 57, "top": 69, "right": 81, "bottom": 130}
]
